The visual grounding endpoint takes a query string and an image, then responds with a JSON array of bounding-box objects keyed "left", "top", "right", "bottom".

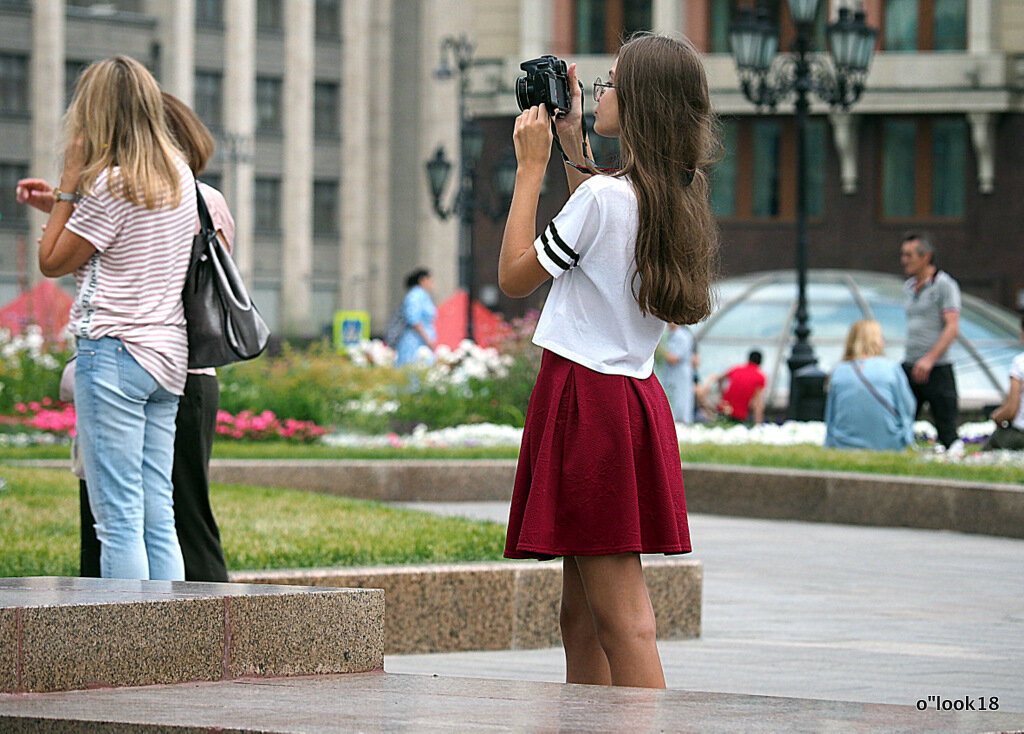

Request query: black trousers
[
  {"left": 902, "top": 362, "right": 959, "bottom": 449},
  {"left": 80, "top": 373, "right": 229, "bottom": 582}
]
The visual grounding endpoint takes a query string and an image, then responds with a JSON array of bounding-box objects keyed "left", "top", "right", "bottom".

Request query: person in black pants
[
  {"left": 79, "top": 93, "right": 231, "bottom": 581},
  {"left": 80, "top": 373, "right": 227, "bottom": 580},
  {"left": 899, "top": 232, "right": 962, "bottom": 449}
]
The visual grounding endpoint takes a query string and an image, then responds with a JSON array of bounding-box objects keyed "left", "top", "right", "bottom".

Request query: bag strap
[
  {"left": 190, "top": 182, "right": 217, "bottom": 268},
  {"left": 851, "top": 359, "right": 898, "bottom": 418}
]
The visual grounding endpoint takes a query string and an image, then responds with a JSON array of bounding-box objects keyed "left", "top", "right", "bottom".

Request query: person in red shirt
[{"left": 700, "top": 350, "right": 767, "bottom": 424}]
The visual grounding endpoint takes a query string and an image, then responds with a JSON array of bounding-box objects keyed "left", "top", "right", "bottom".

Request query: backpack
[{"left": 385, "top": 307, "right": 406, "bottom": 346}]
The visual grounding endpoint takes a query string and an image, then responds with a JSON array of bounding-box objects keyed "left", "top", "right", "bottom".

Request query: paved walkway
[{"left": 392, "top": 503, "right": 1024, "bottom": 714}]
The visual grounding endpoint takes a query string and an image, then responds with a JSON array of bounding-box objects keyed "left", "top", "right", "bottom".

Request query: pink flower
[
  {"left": 42, "top": 397, "right": 52, "bottom": 406},
  {"left": 28, "top": 401, "right": 41, "bottom": 412},
  {"left": 14, "top": 403, "right": 27, "bottom": 414}
]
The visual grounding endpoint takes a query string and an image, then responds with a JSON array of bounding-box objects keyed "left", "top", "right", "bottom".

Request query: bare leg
[
  {"left": 574, "top": 553, "right": 666, "bottom": 688},
  {"left": 561, "top": 556, "right": 612, "bottom": 685}
]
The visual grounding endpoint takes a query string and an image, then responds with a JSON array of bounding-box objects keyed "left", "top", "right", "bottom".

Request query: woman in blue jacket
[
  {"left": 825, "top": 319, "right": 917, "bottom": 450},
  {"left": 394, "top": 268, "right": 438, "bottom": 367}
]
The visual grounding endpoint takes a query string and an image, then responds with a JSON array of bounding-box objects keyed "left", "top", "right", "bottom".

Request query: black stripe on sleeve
[
  {"left": 541, "top": 230, "right": 572, "bottom": 271},
  {"left": 547, "top": 222, "right": 580, "bottom": 266}
]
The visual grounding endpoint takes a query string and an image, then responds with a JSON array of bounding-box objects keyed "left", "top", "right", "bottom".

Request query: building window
[
  {"left": 711, "top": 120, "right": 738, "bottom": 216},
  {"left": 0, "top": 54, "right": 29, "bottom": 116},
  {"left": 884, "top": 0, "right": 966, "bottom": 51},
  {"left": 314, "top": 82, "right": 339, "bottom": 138},
  {"left": 313, "top": 180, "right": 339, "bottom": 235},
  {"left": 256, "top": 0, "right": 282, "bottom": 32},
  {"left": 881, "top": 116, "right": 966, "bottom": 220},
  {"left": 194, "top": 72, "right": 223, "bottom": 130},
  {"left": 315, "top": 0, "right": 341, "bottom": 39},
  {"left": 713, "top": 116, "right": 826, "bottom": 221},
  {"left": 256, "top": 77, "right": 282, "bottom": 133},
  {"left": 195, "top": 0, "right": 223, "bottom": 27},
  {"left": 0, "top": 164, "right": 29, "bottom": 227},
  {"left": 64, "top": 60, "right": 90, "bottom": 108},
  {"left": 254, "top": 178, "right": 281, "bottom": 232},
  {"left": 573, "top": 0, "right": 652, "bottom": 55}
]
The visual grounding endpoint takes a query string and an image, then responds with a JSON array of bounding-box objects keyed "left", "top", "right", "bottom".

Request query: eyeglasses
[{"left": 593, "top": 77, "right": 614, "bottom": 102}]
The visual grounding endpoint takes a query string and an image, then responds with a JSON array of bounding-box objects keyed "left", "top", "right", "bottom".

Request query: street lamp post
[
  {"left": 425, "top": 35, "right": 516, "bottom": 343},
  {"left": 730, "top": 2, "right": 876, "bottom": 420}
]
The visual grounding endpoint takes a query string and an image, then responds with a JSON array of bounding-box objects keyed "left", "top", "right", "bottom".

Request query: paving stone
[
  {"left": 0, "top": 672, "right": 1022, "bottom": 733},
  {"left": 227, "top": 589, "right": 383, "bottom": 678},
  {"left": 0, "top": 609, "right": 16, "bottom": 693}
]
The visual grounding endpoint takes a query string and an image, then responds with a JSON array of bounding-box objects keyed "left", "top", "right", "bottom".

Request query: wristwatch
[{"left": 53, "top": 188, "right": 81, "bottom": 204}]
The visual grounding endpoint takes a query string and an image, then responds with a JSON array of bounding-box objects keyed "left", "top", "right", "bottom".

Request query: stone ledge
[
  {"left": 15, "top": 458, "right": 1021, "bottom": 537},
  {"left": 205, "top": 459, "right": 1024, "bottom": 540},
  {"left": 0, "top": 577, "right": 383, "bottom": 694},
  {"left": 232, "top": 558, "right": 703, "bottom": 654},
  {"left": 3, "top": 672, "right": 1022, "bottom": 733}
]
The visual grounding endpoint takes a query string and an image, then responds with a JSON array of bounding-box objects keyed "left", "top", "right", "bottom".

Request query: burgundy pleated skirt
[{"left": 504, "top": 349, "right": 691, "bottom": 560}]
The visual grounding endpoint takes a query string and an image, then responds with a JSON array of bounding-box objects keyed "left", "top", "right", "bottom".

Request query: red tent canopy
[
  {"left": 435, "top": 290, "right": 514, "bottom": 349},
  {"left": 0, "top": 280, "right": 73, "bottom": 340}
]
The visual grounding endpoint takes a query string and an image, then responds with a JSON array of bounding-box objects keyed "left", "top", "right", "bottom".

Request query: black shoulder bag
[{"left": 183, "top": 184, "right": 271, "bottom": 368}]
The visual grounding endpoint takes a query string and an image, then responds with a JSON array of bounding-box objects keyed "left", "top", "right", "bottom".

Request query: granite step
[
  {"left": 232, "top": 557, "right": 703, "bottom": 654},
  {"left": 0, "top": 577, "right": 383, "bottom": 694},
  {"left": 1, "top": 671, "right": 1022, "bottom": 733}
]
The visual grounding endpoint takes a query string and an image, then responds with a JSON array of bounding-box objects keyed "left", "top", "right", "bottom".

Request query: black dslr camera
[{"left": 516, "top": 55, "right": 571, "bottom": 118}]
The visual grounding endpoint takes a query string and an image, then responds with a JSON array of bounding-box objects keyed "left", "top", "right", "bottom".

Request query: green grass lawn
[
  {"left": 0, "top": 467, "right": 507, "bottom": 578},
  {"left": 5, "top": 440, "right": 1022, "bottom": 484}
]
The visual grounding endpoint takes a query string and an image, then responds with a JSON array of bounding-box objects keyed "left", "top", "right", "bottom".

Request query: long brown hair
[
  {"left": 64, "top": 55, "right": 184, "bottom": 209},
  {"left": 161, "top": 92, "right": 214, "bottom": 176},
  {"left": 614, "top": 33, "right": 720, "bottom": 324}
]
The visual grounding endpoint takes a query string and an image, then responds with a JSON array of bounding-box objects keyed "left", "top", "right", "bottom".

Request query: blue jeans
[{"left": 75, "top": 337, "right": 184, "bottom": 580}]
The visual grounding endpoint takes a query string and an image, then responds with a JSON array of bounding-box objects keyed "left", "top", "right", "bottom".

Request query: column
[
  {"left": 519, "top": 0, "right": 550, "bottom": 60},
  {"left": 29, "top": 0, "right": 64, "bottom": 287},
  {"left": 968, "top": 0, "right": 994, "bottom": 54},
  {"left": 652, "top": 0, "right": 683, "bottom": 37},
  {"left": 280, "top": 0, "right": 314, "bottom": 337},
  {"left": 147, "top": 0, "right": 195, "bottom": 103},
  {"left": 224, "top": 0, "right": 256, "bottom": 287},
  {"left": 416, "top": 1, "right": 460, "bottom": 302},
  {"left": 339, "top": 0, "right": 374, "bottom": 317},
  {"left": 367, "top": 1, "right": 395, "bottom": 328}
]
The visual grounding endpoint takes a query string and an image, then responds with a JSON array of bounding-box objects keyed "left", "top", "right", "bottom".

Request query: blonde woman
[
  {"left": 825, "top": 319, "right": 917, "bottom": 450},
  {"left": 32, "top": 56, "right": 195, "bottom": 580}
]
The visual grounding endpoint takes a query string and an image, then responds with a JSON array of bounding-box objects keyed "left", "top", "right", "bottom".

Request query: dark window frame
[
  {"left": 572, "top": 0, "right": 652, "bottom": 55},
  {"left": 713, "top": 115, "right": 828, "bottom": 223},
  {"left": 255, "top": 76, "right": 283, "bottom": 134},
  {"left": 0, "top": 53, "right": 30, "bottom": 117},
  {"left": 881, "top": 0, "right": 967, "bottom": 52},
  {"left": 254, "top": 177, "right": 282, "bottom": 233},
  {"left": 878, "top": 115, "right": 968, "bottom": 222},
  {"left": 314, "top": 81, "right": 340, "bottom": 138},
  {"left": 0, "top": 163, "right": 30, "bottom": 228}
]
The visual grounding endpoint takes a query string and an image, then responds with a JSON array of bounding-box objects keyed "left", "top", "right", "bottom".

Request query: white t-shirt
[
  {"left": 65, "top": 157, "right": 196, "bottom": 395},
  {"left": 532, "top": 174, "right": 665, "bottom": 378},
  {"left": 1009, "top": 352, "right": 1024, "bottom": 431}
]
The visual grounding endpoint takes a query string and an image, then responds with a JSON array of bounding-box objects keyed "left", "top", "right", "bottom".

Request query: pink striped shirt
[{"left": 65, "top": 156, "right": 196, "bottom": 395}]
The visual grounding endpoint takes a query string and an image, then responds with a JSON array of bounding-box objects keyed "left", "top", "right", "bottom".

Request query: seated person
[
  {"left": 982, "top": 316, "right": 1024, "bottom": 451},
  {"left": 699, "top": 349, "right": 766, "bottom": 425},
  {"left": 825, "top": 319, "right": 917, "bottom": 450}
]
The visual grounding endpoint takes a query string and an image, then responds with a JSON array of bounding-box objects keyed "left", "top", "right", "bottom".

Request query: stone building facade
[{"left": 0, "top": 0, "right": 1021, "bottom": 338}]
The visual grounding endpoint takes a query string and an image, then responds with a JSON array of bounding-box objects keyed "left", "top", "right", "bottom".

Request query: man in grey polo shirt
[{"left": 900, "top": 232, "right": 961, "bottom": 449}]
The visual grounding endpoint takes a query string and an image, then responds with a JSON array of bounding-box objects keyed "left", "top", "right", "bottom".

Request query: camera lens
[{"left": 515, "top": 76, "right": 532, "bottom": 112}]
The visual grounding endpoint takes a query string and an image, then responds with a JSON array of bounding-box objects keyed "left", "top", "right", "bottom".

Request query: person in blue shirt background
[
  {"left": 394, "top": 268, "right": 438, "bottom": 367},
  {"left": 655, "top": 324, "right": 696, "bottom": 424},
  {"left": 825, "top": 319, "right": 917, "bottom": 451}
]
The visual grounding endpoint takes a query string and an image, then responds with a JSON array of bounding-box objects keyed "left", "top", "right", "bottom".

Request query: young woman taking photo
[{"left": 499, "top": 34, "right": 720, "bottom": 688}]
